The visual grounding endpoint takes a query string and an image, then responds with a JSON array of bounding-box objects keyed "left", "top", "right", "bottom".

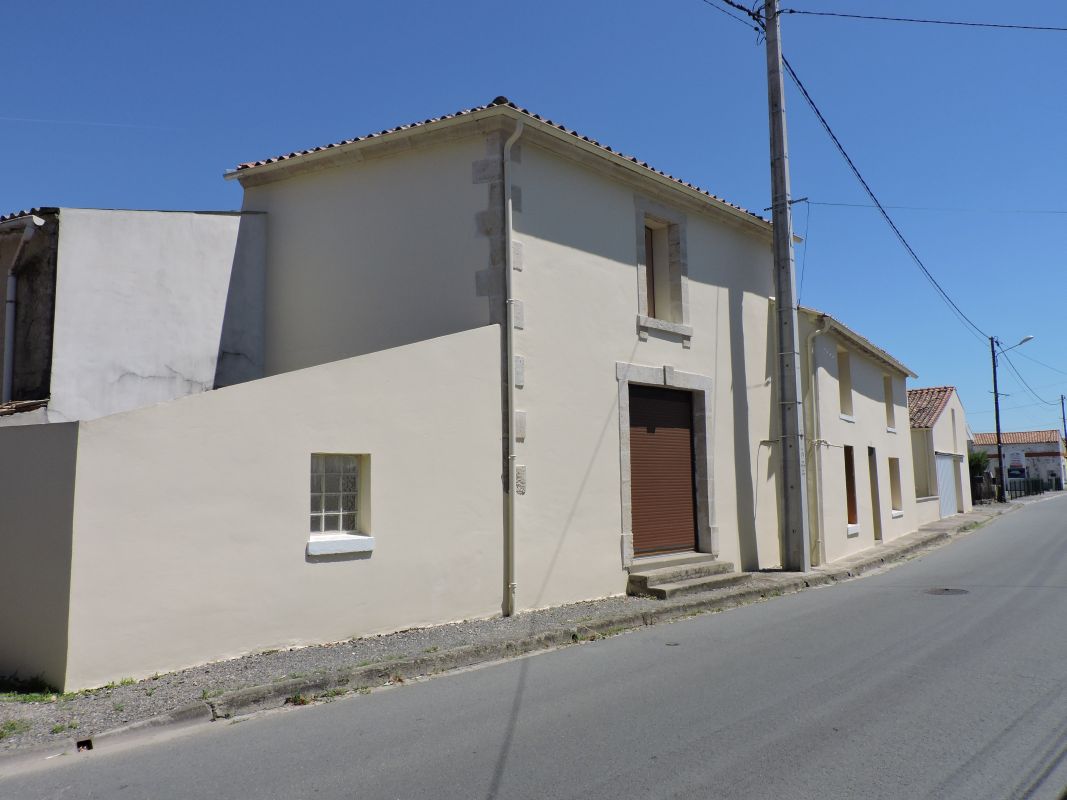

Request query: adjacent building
[
  {"left": 972, "top": 430, "right": 1067, "bottom": 489},
  {"left": 907, "top": 386, "right": 973, "bottom": 524},
  {"left": 798, "top": 307, "right": 917, "bottom": 565}
]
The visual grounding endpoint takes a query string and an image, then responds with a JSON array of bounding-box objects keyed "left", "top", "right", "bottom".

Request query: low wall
[
  {"left": 0, "top": 422, "right": 78, "bottom": 689},
  {"left": 62, "top": 326, "right": 502, "bottom": 690}
]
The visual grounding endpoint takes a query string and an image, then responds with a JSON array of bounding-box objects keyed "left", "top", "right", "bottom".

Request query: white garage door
[{"left": 936, "top": 454, "right": 959, "bottom": 518}]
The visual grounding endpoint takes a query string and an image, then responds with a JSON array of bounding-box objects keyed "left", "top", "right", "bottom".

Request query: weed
[
  {"left": 145, "top": 687, "right": 156, "bottom": 697},
  {"left": 119, "top": 677, "right": 136, "bottom": 687},
  {"left": 287, "top": 672, "right": 307, "bottom": 680},
  {"left": 319, "top": 688, "right": 348, "bottom": 700},
  {"left": 50, "top": 724, "right": 66, "bottom": 735},
  {"left": 0, "top": 719, "right": 31, "bottom": 739},
  {"left": 200, "top": 688, "right": 222, "bottom": 700},
  {"left": 356, "top": 687, "right": 371, "bottom": 695},
  {"left": 261, "top": 649, "right": 278, "bottom": 656},
  {"left": 422, "top": 646, "right": 439, "bottom": 654},
  {"left": 383, "top": 654, "right": 404, "bottom": 662},
  {"left": 355, "top": 660, "right": 374, "bottom": 668},
  {"left": 112, "top": 702, "right": 124, "bottom": 713},
  {"left": 68, "top": 721, "right": 78, "bottom": 730},
  {"left": 0, "top": 675, "right": 70, "bottom": 704},
  {"left": 284, "top": 694, "right": 310, "bottom": 706}
]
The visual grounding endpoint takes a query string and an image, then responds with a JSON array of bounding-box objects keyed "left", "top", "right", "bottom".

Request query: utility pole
[
  {"left": 764, "top": 0, "right": 811, "bottom": 571},
  {"left": 1060, "top": 394, "right": 1066, "bottom": 488},
  {"left": 991, "top": 337, "right": 1006, "bottom": 503}
]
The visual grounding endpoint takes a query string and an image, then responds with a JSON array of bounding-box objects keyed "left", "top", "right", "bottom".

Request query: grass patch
[
  {"left": 0, "top": 719, "right": 31, "bottom": 739},
  {"left": 356, "top": 687, "right": 371, "bottom": 695},
  {"left": 200, "top": 688, "right": 222, "bottom": 700},
  {"left": 50, "top": 724, "right": 66, "bottom": 735},
  {"left": 0, "top": 675, "right": 71, "bottom": 704},
  {"left": 318, "top": 688, "right": 348, "bottom": 700},
  {"left": 119, "top": 677, "right": 136, "bottom": 686},
  {"left": 284, "top": 694, "right": 310, "bottom": 706},
  {"left": 422, "top": 646, "right": 439, "bottom": 654},
  {"left": 112, "top": 702, "right": 124, "bottom": 712}
]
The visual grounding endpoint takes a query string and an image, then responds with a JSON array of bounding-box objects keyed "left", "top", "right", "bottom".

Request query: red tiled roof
[
  {"left": 972, "top": 430, "right": 1062, "bottom": 445},
  {"left": 907, "top": 386, "right": 955, "bottom": 429},
  {"left": 230, "top": 97, "right": 768, "bottom": 223}
]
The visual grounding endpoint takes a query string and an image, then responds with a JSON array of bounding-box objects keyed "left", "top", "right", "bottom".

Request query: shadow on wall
[
  {"left": 213, "top": 213, "right": 268, "bottom": 390},
  {"left": 729, "top": 286, "right": 757, "bottom": 570}
]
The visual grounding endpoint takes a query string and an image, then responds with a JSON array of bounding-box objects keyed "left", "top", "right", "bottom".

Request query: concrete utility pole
[
  {"left": 764, "top": 0, "right": 811, "bottom": 572},
  {"left": 1060, "top": 394, "right": 1066, "bottom": 471},
  {"left": 991, "top": 337, "right": 1006, "bottom": 503}
]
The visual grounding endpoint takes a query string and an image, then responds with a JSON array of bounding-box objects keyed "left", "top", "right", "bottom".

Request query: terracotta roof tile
[
  {"left": 231, "top": 97, "right": 767, "bottom": 223},
  {"left": 972, "top": 430, "right": 1063, "bottom": 445},
  {"left": 907, "top": 386, "right": 955, "bottom": 429}
]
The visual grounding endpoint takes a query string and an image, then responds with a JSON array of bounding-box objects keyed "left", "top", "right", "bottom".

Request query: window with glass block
[{"left": 310, "top": 454, "right": 359, "bottom": 533}]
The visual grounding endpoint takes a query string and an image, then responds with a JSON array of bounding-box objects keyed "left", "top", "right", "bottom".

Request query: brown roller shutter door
[{"left": 629, "top": 384, "right": 698, "bottom": 556}]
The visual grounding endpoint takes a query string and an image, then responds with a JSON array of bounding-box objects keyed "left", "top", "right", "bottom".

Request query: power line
[
  {"left": 999, "top": 348, "right": 1058, "bottom": 406},
  {"left": 698, "top": 0, "right": 759, "bottom": 30},
  {"left": 809, "top": 200, "right": 1067, "bottom": 216},
  {"left": 696, "top": 0, "right": 990, "bottom": 343},
  {"left": 779, "top": 55, "right": 988, "bottom": 342},
  {"left": 797, "top": 199, "right": 812, "bottom": 302},
  {"left": 781, "top": 9, "right": 1067, "bottom": 33},
  {"left": 1016, "top": 350, "right": 1067, "bottom": 377}
]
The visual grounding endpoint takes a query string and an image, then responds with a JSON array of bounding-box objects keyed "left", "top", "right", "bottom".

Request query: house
[
  {"left": 907, "top": 386, "right": 973, "bottom": 523},
  {"left": 0, "top": 208, "right": 265, "bottom": 425},
  {"left": 971, "top": 430, "right": 1066, "bottom": 489},
  {"left": 797, "top": 307, "right": 917, "bottom": 565},
  {"left": 0, "top": 98, "right": 921, "bottom": 690}
]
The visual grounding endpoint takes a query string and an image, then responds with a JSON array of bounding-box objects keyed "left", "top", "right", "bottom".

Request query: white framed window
[
  {"left": 884, "top": 375, "right": 896, "bottom": 430},
  {"left": 838, "top": 350, "right": 854, "bottom": 419},
  {"left": 634, "top": 196, "right": 691, "bottom": 339},
  {"left": 308, "top": 453, "right": 373, "bottom": 556},
  {"left": 889, "top": 457, "right": 903, "bottom": 514}
]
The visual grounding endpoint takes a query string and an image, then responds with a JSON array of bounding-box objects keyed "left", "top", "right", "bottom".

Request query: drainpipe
[
  {"left": 502, "top": 120, "right": 524, "bottom": 617},
  {"left": 804, "top": 317, "right": 827, "bottom": 566},
  {"left": 2, "top": 216, "right": 45, "bottom": 404}
]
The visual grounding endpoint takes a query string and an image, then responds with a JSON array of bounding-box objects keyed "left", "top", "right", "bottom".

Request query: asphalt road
[{"left": 6, "top": 497, "right": 1067, "bottom": 800}]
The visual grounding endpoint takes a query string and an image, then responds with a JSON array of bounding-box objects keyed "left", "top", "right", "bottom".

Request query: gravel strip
[{"left": 0, "top": 593, "right": 666, "bottom": 752}]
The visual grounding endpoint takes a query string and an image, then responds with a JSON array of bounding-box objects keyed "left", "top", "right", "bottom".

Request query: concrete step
[
  {"left": 630, "top": 552, "right": 718, "bottom": 572},
  {"left": 627, "top": 558, "right": 735, "bottom": 595},
  {"left": 642, "top": 571, "right": 752, "bottom": 600}
]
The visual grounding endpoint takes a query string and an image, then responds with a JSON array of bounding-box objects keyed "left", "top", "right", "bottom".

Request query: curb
[{"left": 0, "top": 504, "right": 1020, "bottom": 766}]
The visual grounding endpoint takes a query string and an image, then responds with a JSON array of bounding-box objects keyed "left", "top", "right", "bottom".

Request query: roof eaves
[
  {"left": 225, "top": 99, "right": 771, "bottom": 230},
  {"left": 799, "top": 306, "right": 917, "bottom": 378}
]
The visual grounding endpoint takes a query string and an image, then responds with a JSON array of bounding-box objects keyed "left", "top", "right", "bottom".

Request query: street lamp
[{"left": 990, "top": 334, "right": 1034, "bottom": 502}]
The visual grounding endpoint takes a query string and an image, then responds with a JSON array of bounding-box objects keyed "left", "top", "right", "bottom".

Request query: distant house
[
  {"left": 971, "top": 430, "right": 1066, "bottom": 489},
  {"left": 798, "top": 307, "right": 917, "bottom": 566},
  {"left": 907, "top": 386, "right": 972, "bottom": 523}
]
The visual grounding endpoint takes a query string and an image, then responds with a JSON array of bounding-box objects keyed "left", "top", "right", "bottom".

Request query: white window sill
[
  {"left": 886, "top": 426, "right": 897, "bottom": 434},
  {"left": 846, "top": 524, "right": 861, "bottom": 537},
  {"left": 637, "top": 315, "right": 693, "bottom": 339},
  {"left": 840, "top": 414, "right": 856, "bottom": 424},
  {"left": 891, "top": 510, "right": 904, "bottom": 519},
  {"left": 916, "top": 495, "right": 939, "bottom": 504},
  {"left": 306, "top": 533, "right": 375, "bottom": 556}
]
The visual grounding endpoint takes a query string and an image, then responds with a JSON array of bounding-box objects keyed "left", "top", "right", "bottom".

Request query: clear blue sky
[{"left": 5, "top": 0, "right": 1065, "bottom": 434}]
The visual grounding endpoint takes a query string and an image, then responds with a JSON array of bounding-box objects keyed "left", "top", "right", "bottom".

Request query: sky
[{"left": 3, "top": 0, "right": 1065, "bottom": 434}]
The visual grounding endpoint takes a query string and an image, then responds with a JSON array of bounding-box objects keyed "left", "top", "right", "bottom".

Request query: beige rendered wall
[
  {"left": 911, "top": 428, "right": 941, "bottom": 527},
  {"left": 0, "top": 422, "right": 78, "bottom": 689},
  {"left": 509, "top": 142, "right": 779, "bottom": 610},
  {"left": 241, "top": 135, "right": 493, "bottom": 377},
  {"left": 62, "top": 326, "right": 501, "bottom": 690},
  {"left": 801, "top": 315, "right": 916, "bottom": 565}
]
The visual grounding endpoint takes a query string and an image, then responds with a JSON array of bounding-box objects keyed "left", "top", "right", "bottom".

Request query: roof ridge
[{"left": 229, "top": 97, "right": 767, "bottom": 223}]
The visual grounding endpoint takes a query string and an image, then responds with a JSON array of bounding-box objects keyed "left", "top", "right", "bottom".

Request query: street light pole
[
  {"left": 991, "top": 337, "right": 1006, "bottom": 503},
  {"left": 990, "top": 334, "right": 1034, "bottom": 502}
]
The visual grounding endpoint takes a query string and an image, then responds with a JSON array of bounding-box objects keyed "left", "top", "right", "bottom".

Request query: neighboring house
[
  {"left": 971, "top": 430, "right": 1067, "bottom": 489},
  {"left": 907, "top": 386, "right": 973, "bottom": 524},
  {"left": 0, "top": 98, "right": 923, "bottom": 690},
  {"left": 0, "top": 208, "right": 265, "bottom": 425},
  {"left": 797, "top": 307, "right": 917, "bottom": 565}
]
